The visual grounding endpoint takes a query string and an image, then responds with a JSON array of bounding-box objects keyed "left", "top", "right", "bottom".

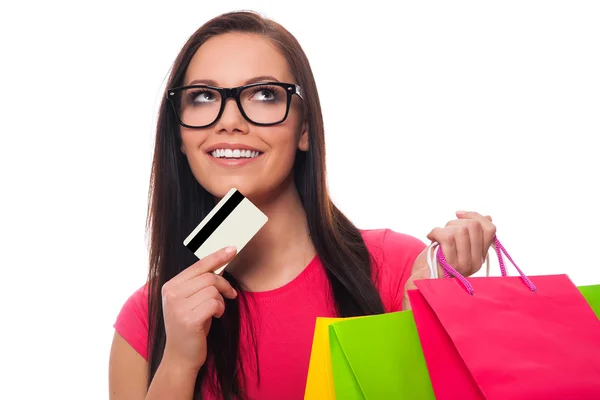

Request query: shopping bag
[
  {"left": 304, "top": 317, "right": 356, "bottom": 399},
  {"left": 408, "top": 236, "right": 600, "bottom": 400},
  {"left": 328, "top": 310, "right": 435, "bottom": 399},
  {"left": 579, "top": 284, "right": 600, "bottom": 318}
]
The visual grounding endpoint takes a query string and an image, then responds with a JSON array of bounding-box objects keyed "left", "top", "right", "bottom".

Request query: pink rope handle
[{"left": 436, "top": 236, "right": 537, "bottom": 295}]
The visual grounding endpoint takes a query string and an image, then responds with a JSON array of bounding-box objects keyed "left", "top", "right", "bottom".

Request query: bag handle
[
  {"left": 426, "top": 242, "right": 491, "bottom": 279},
  {"left": 429, "top": 236, "right": 537, "bottom": 295}
]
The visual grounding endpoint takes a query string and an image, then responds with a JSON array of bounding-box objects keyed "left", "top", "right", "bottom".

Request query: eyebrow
[{"left": 187, "top": 75, "right": 281, "bottom": 87}]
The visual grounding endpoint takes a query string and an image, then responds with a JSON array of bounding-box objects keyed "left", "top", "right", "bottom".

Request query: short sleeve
[
  {"left": 114, "top": 283, "right": 149, "bottom": 360},
  {"left": 365, "top": 229, "right": 427, "bottom": 312}
]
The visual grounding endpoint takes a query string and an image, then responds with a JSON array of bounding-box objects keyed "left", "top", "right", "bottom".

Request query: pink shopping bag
[{"left": 408, "top": 237, "right": 600, "bottom": 400}]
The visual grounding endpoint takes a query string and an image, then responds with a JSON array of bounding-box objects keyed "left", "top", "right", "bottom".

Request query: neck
[{"left": 227, "top": 179, "right": 316, "bottom": 292}]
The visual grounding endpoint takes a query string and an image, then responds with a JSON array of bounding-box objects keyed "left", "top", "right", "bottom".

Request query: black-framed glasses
[{"left": 166, "top": 81, "right": 304, "bottom": 128}]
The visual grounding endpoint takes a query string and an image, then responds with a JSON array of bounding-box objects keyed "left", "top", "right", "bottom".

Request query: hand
[
  {"left": 160, "top": 246, "right": 238, "bottom": 372},
  {"left": 426, "top": 211, "right": 496, "bottom": 277}
]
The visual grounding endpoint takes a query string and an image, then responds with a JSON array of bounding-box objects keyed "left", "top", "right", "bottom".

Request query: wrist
[
  {"left": 410, "top": 250, "right": 432, "bottom": 278},
  {"left": 146, "top": 351, "right": 200, "bottom": 399},
  {"left": 160, "top": 351, "right": 203, "bottom": 378}
]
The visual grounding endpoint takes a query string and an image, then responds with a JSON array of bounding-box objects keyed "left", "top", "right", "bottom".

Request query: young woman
[{"left": 108, "top": 10, "right": 497, "bottom": 400}]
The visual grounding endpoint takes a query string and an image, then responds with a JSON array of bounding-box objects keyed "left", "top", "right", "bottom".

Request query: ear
[
  {"left": 297, "top": 120, "right": 309, "bottom": 152},
  {"left": 180, "top": 143, "right": 186, "bottom": 155}
]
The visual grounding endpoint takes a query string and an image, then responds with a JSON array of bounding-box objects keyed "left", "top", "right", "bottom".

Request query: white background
[{"left": 1, "top": 1, "right": 599, "bottom": 398}]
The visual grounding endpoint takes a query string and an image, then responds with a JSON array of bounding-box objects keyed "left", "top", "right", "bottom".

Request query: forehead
[{"left": 184, "top": 32, "right": 293, "bottom": 87}]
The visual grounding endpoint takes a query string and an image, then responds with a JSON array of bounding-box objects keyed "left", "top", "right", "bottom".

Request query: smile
[{"left": 210, "top": 149, "right": 262, "bottom": 159}]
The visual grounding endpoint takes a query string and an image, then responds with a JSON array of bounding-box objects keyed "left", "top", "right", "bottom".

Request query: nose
[{"left": 215, "top": 98, "right": 249, "bottom": 134}]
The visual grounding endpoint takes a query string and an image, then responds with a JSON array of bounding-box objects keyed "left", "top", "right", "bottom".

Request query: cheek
[
  {"left": 180, "top": 130, "right": 197, "bottom": 153},
  {"left": 267, "top": 126, "right": 302, "bottom": 163},
  {"left": 179, "top": 130, "right": 210, "bottom": 182},
  {"left": 180, "top": 128, "right": 213, "bottom": 158}
]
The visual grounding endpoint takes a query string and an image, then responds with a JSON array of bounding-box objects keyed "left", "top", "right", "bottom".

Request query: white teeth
[{"left": 210, "top": 149, "right": 261, "bottom": 159}]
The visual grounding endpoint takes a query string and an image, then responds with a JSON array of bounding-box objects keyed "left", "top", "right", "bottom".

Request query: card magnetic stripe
[{"left": 185, "top": 190, "right": 245, "bottom": 254}]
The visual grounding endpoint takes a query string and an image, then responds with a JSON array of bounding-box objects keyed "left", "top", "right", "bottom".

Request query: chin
[
  {"left": 203, "top": 179, "right": 266, "bottom": 202},
  {"left": 196, "top": 168, "right": 295, "bottom": 206}
]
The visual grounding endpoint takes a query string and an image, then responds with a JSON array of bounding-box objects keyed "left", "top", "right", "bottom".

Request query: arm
[
  {"left": 401, "top": 250, "right": 432, "bottom": 310},
  {"left": 145, "top": 353, "right": 199, "bottom": 400},
  {"left": 108, "top": 332, "right": 199, "bottom": 400},
  {"left": 109, "top": 246, "right": 238, "bottom": 400}
]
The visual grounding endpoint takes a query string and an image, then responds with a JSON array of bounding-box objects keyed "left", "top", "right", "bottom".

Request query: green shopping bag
[
  {"left": 328, "top": 310, "right": 435, "bottom": 399},
  {"left": 579, "top": 284, "right": 600, "bottom": 318}
]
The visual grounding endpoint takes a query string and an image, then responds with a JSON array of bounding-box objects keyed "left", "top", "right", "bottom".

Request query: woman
[{"left": 108, "top": 10, "right": 496, "bottom": 400}]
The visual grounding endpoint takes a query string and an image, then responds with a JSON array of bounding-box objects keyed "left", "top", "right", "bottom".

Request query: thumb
[{"left": 456, "top": 210, "right": 493, "bottom": 222}]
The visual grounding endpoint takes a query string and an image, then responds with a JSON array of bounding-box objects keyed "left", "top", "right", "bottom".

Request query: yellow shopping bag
[{"left": 304, "top": 317, "right": 363, "bottom": 399}]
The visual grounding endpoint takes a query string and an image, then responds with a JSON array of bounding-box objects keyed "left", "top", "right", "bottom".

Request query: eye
[
  {"left": 193, "top": 91, "right": 216, "bottom": 103},
  {"left": 186, "top": 89, "right": 219, "bottom": 105},
  {"left": 248, "top": 86, "right": 279, "bottom": 102}
]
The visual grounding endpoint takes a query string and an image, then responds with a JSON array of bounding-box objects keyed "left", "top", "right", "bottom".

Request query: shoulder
[
  {"left": 113, "top": 283, "right": 149, "bottom": 360},
  {"left": 361, "top": 228, "right": 427, "bottom": 263},
  {"left": 360, "top": 228, "right": 427, "bottom": 311}
]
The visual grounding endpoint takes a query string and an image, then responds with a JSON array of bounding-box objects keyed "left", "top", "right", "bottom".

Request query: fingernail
[
  {"left": 224, "top": 246, "right": 237, "bottom": 255},
  {"left": 232, "top": 288, "right": 238, "bottom": 297}
]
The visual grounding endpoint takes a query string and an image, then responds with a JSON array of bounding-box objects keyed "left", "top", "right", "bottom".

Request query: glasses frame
[{"left": 166, "top": 81, "right": 304, "bottom": 129}]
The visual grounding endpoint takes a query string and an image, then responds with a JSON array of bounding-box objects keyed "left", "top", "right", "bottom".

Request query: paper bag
[
  {"left": 329, "top": 310, "right": 435, "bottom": 399},
  {"left": 408, "top": 237, "right": 600, "bottom": 400}
]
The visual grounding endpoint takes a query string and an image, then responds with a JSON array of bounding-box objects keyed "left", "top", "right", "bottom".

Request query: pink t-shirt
[{"left": 113, "top": 229, "right": 426, "bottom": 399}]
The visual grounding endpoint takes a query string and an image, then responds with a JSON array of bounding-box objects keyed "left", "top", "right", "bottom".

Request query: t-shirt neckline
[{"left": 240, "top": 254, "right": 321, "bottom": 302}]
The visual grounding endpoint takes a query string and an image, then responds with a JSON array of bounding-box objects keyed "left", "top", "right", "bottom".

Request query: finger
[
  {"left": 428, "top": 227, "right": 458, "bottom": 272},
  {"left": 456, "top": 211, "right": 496, "bottom": 250},
  {"left": 446, "top": 219, "right": 483, "bottom": 276},
  {"left": 426, "top": 227, "right": 443, "bottom": 242},
  {"left": 452, "top": 225, "right": 472, "bottom": 276},
  {"left": 456, "top": 211, "right": 496, "bottom": 224},
  {"left": 467, "top": 220, "right": 484, "bottom": 273},
  {"left": 178, "top": 272, "right": 237, "bottom": 300},
  {"left": 455, "top": 211, "right": 487, "bottom": 221},
  {"left": 192, "top": 297, "right": 226, "bottom": 322},
  {"left": 185, "top": 286, "right": 225, "bottom": 310},
  {"left": 166, "top": 246, "right": 237, "bottom": 288}
]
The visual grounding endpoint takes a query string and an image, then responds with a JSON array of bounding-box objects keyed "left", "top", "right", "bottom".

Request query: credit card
[{"left": 183, "top": 188, "right": 268, "bottom": 274}]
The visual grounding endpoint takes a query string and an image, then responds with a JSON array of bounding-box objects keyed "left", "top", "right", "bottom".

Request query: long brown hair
[{"left": 146, "top": 10, "right": 385, "bottom": 399}]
